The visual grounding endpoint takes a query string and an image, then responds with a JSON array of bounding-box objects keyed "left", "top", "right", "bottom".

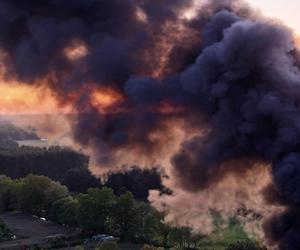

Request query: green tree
[
  {"left": 63, "top": 167, "right": 101, "bottom": 193},
  {"left": 43, "top": 181, "right": 68, "bottom": 216},
  {"left": 134, "top": 202, "right": 160, "bottom": 242},
  {"left": 15, "top": 175, "right": 68, "bottom": 216},
  {"left": 51, "top": 196, "right": 78, "bottom": 227},
  {"left": 112, "top": 191, "right": 136, "bottom": 240},
  {"left": 0, "top": 176, "right": 16, "bottom": 212},
  {"left": 106, "top": 167, "right": 163, "bottom": 200},
  {"left": 156, "top": 212, "right": 172, "bottom": 248},
  {"left": 77, "top": 187, "right": 116, "bottom": 233}
]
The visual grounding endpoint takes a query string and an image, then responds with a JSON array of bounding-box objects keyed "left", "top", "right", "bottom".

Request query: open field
[{"left": 0, "top": 212, "right": 79, "bottom": 249}]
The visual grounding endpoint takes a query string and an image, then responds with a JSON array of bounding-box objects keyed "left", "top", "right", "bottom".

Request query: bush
[
  {"left": 74, "top": 246, "right": 85, "bottom": 250},
  {"left": 141, "top": 245, "right": 164, "bottom": 250},
  {"left": 96, "top": 241, "right": 119, "bottom": 250},
  {"left": 0, "top": 219, "right": 13, "bottom": 242},
  {"left": 225, "top": 241, "right": 267, "bottom": 250}
]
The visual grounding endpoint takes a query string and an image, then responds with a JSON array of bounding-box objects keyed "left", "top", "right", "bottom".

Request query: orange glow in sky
[
  {"left": 0, "top": 82, "right": 71, "bottom": 114},
  {"left": 91, "top": 88, "right": 124, "bottom": 112}
]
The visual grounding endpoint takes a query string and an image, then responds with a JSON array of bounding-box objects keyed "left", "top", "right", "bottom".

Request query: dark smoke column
[
  {"left": 169, "top": 5, "right": 300, "bottom": 250},
  {"left": 1, "top": 0, "right": 300, "bottom": 249}
]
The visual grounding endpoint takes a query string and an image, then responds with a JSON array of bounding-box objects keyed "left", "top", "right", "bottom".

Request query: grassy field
[{"left": 198, "top": 218, "right": 251, "bottom": 250}]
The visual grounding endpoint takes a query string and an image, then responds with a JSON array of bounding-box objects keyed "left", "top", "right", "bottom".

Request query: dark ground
[{"left": 0, "top": 212, "right": 79, "bottom": 249}]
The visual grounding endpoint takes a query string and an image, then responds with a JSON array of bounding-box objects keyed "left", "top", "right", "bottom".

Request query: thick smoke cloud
[
  {"left": 1, "top": 0, "right": 300, "bottom": 248},
  {"left": 0, "top": 0, "right": 196, "bottom": 164}
]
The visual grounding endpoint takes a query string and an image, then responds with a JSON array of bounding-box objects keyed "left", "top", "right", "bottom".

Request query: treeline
[
  {"left": 105, "top": 168, "right": 165, "bottom": 201},
  {"left": 0, "top": 146, "right": 88, "bottom": 179},
  {"left": 0, "top": 144, "right": 164, "bottom": 199},
  {"left": 0, "top": 174, "right": 204, "bottom": 248},
  {"left": 0, "top": 146, "right": 94, "bottom": 191},
  {"left": 0, "top": 123, "right": 94, "bottom": 192},
  {"left": 0, "top": 146, "right": 165, "bottom": 200}
]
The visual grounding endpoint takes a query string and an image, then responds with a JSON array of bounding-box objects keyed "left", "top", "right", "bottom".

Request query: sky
[{"left": 248, "top": 0, "right": 300, "bottom": 34}]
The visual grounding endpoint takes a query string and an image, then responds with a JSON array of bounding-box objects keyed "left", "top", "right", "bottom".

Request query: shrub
[
  {"left": 141, "top": 245, "right": 164, "bottom": 250},
  {"left": 96, "top": 241, "right": 119, "bottom": 250},
  {"left": 225, "top": 241, "right": 267, "bottom": 250},
  {"left": 74, "top": 246, "right": 85, "bottom": 250},
  {"left": 0, "top": 219, "right": 13, "bottom": 241}
]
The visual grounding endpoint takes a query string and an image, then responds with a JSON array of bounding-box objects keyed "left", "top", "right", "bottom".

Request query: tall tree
[
  {"left": 15, "top": 175, "right": 68, "bottom": 216},
  {"left": 77, "top": 187, "right": 116, "bottom": 233},
  {"left": 0, "top": 176, "right": 16, "bottom": 212},
  {"left": 50, "top": 196, "right": 78, "bottom": 227},
  {"left": 112, "top": 192, "right": 136, "bottom": 240}
]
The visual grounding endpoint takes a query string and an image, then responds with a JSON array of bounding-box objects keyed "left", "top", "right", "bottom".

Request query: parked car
[{"left": 90, "top": 234, "right": 118, "bottom": 242}]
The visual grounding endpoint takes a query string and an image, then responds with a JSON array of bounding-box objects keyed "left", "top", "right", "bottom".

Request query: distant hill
[
  {"left": 0, "top": 121, "right": 39, "bottom": 149},
  {"left": 0, "top": 121, "right": 39, "bottom": 141}
]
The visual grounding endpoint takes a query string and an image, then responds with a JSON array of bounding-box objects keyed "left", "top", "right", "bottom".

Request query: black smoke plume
[{"left": 0, "top": 0, "right": 300, "bottom": 248}]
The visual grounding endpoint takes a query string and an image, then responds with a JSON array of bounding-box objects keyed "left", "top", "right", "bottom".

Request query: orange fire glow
[
  {"left": 0, "top": 82, "right": 72, "bottom": 114},
  {"left": 0, "top": 78, "right": 125, "bottom": 115},
  {"left": 157, "top": 101, "right": 184, "bottom": 115},
  {"left": 91, "top": 88, "right": 124, "bottom": 112}
]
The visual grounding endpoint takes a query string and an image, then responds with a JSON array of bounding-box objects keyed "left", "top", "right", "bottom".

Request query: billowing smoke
[
  {"left": 149, "top": 164, "right": 278, "bottom": 237},
  {"left": 1, "top": 0, "right": 300, "bottom": 248}
]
